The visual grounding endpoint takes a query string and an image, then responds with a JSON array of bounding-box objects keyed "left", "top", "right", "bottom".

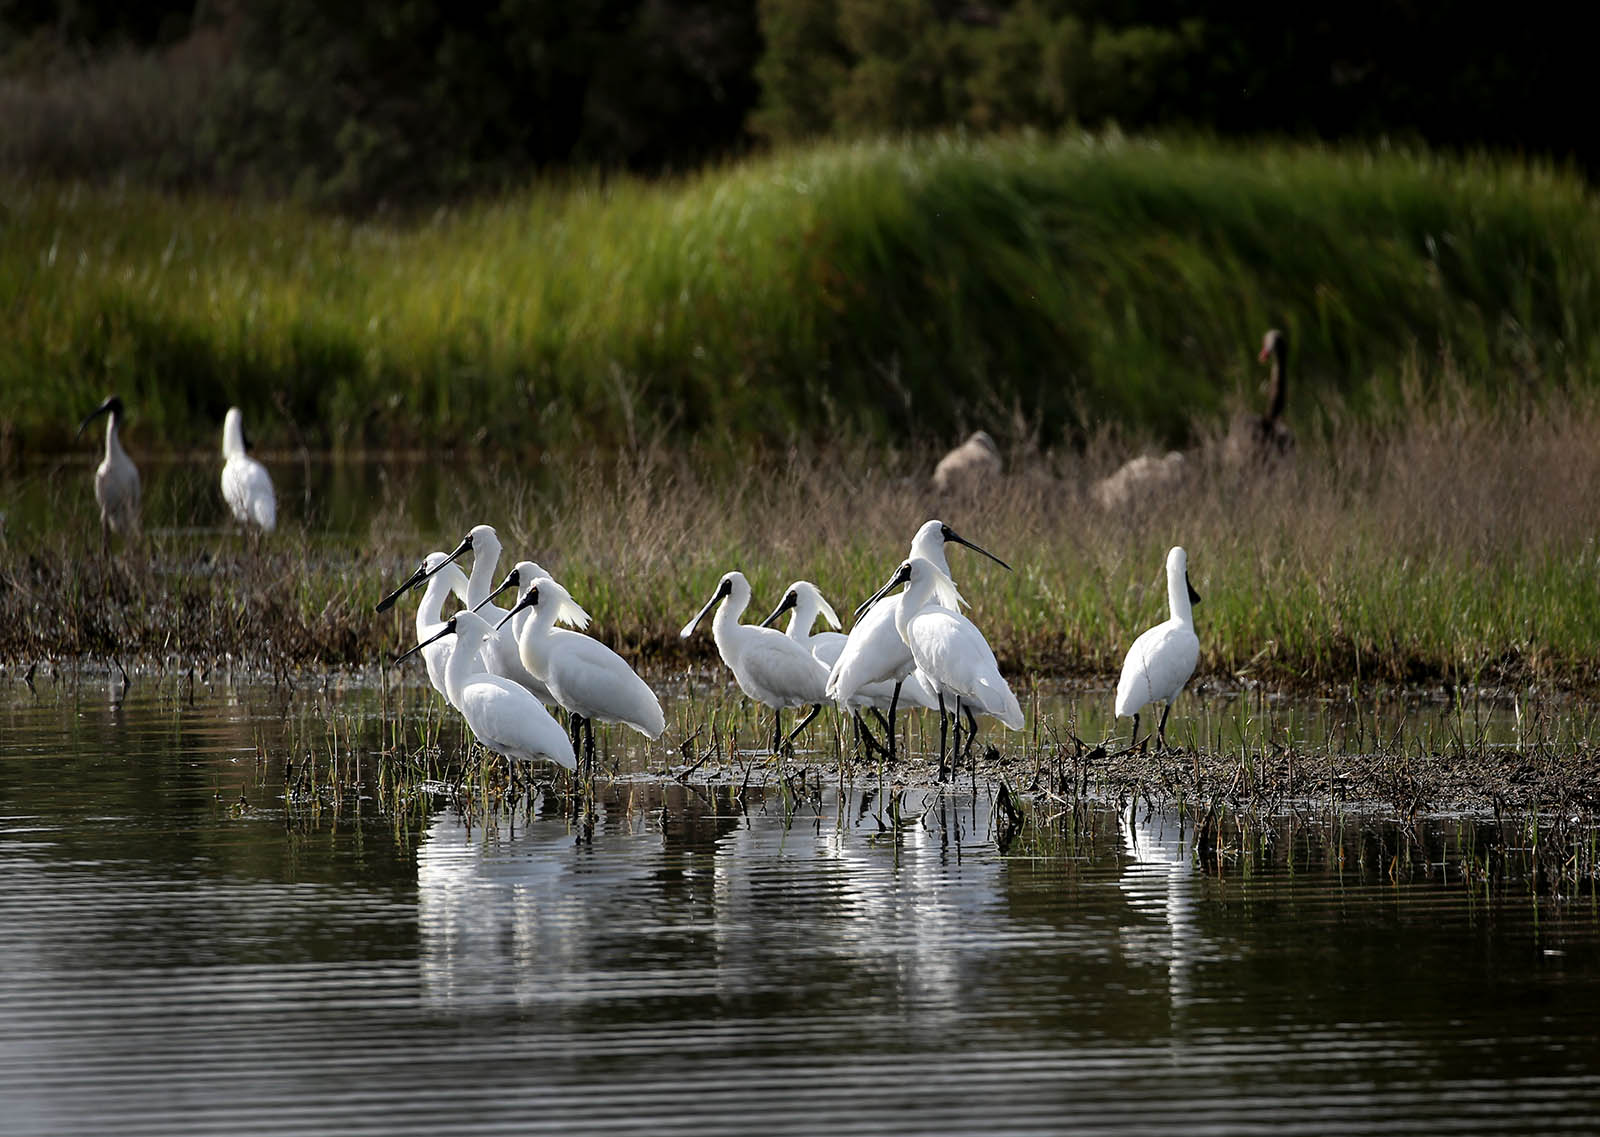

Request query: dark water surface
[{"left": 2, "top": 677, "right": 1599, "bottom": 1135}]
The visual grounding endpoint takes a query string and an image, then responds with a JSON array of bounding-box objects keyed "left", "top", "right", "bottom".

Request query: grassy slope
[{"left": 4, "top": 133, "right": 1599, "bottom": 454}]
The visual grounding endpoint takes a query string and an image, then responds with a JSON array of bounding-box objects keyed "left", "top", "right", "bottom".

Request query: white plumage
[
  {"left": 880, "top": 557, "right": 1024, "bottom": 732},
  {"left": 856, "top": 554, "right": 1023, "bottom": 778},
  {"left": 500, "top": 576, "right": 665, "bottom": 759},
  {"left": 681, "top": 571, "right": 831, "bottom": 750},
  {"left": 826, "top": 520, "right": 1010, "bottom": 721},
  {"left": 413, "top": 554, "right": 470, "bottom": 700},
  {"left": 762, "top": 580, "right": 845, "bottom": 666},
  {"left": 77, "top": 395, "right": 140, "bottom": 545},
  {"left": 220, "top": 407, "right": 276, "bottom": 532},
  {"left": 1115, "top": 545, "right": 1201, "bottom": 747},
  {"left": 767, "top": 579, "right": 938, "bottom": 715},
  {"left": 400, "top": 610, "right": 575, "bottom": 772},
  {"left": 441, "top": 526, "right": 560, "bottom": 705},
  {"left": 683, "top": 571, "right": 830, "bottom": 709},
  {"left": 376, "top": 549, "right": 496, "bottom": 701}
]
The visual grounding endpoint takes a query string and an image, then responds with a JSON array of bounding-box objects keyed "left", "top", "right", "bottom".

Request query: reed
[{"left": 7, "top": 367, "right": 1600, "bottom": 695}]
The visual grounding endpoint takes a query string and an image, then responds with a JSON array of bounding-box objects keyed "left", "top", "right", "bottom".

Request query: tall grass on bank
[
  {"left": 4, "top": 374, "right": 1600, "bottom": 691},
  {"left": 4, "top": 133, "right": 1600, "bottom": 456}
]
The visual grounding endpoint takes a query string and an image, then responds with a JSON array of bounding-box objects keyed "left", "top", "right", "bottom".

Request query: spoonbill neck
[
  {"left": 893, "top": 571, "right": 937, "bottom": 645},
  {"left": 418, "top": 564, "right": 467, "bottom": 633},
  {"left": 222, "top": 411, "right": 247, "bottom": 460},
  {"left": 712, "top": 582, "right": 751, "bottom": 650},
  {"left": 464, "top": 535, "right": 504, "bottom": 609},
  {"left": 104, "top": 413, "right": 128, "bottom": 464},
  {"left": 443, "top": 616, "right": 490, "bottom": 704},
  {"left": 1168, "top": 565, "right": 1195, "bottom": 625}
]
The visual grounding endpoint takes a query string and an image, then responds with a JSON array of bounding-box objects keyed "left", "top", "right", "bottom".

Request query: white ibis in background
[
  {"left": 220, "top": 407, "right": 276, "bottom": 532},
  {"left": 77, "top": 395, "right": 140, "bottom": 549}
]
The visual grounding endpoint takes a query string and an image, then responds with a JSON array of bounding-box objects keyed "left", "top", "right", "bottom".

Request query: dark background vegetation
[{"left": 0, "top": 0, "right": 1588, "bottom": 208}]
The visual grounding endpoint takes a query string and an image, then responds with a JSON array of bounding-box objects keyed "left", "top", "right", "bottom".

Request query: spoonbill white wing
[
  {"left": 96, "top": 461, "right": 140, "bottom": 535},
  {"left": 808, "top": 630, "right": 848, "bottom": 669},
  {"left": 736, "top": 628, "right": 831, "bottom": 709},
  {"left": 222, "top": 454, "right": 276, "bottom": 530},
  {"left": 826, "top": 596, "right": 914, "bottom": 704},
  {"left": 454, "top": 674, "right": 576, "bottom": 770},
  {"left": 906, "top": 609, "right": 1024, "bottom": 730},
  {"left": 1115, "top": 620, "right": 1198, "bottom": 718},
  {"left": 543, "top": 631, "right": 665, "bottom": 738}
]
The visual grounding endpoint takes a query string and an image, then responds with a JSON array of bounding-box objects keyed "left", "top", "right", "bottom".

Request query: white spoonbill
[
  {"left": 413, "top": 525, "right": 571, "bottom": 704},
  {"left": 1115, "top": 545, "right": 1201, "bottom": 749},
  {"left": 397, "top": 610, "right": 574, "bottom": 775},
  {"left": 761, "top": 580, "right": 938, "bottom": 759},
  {"left": 498, "top": 577, "right": 665, "bottom": 772},
  {"left": 76, "top": 395, "right": 140, "bottom": 549},
  {"left": 220, "top": 407, "right": 276, "bottom": 532},
  {"left": 374, "top": 551, "right": 473, "bottom": 701},
  {"left": 859, "top": 556, "right": 1025, "bottom": 780},
  {"left": 472, "top": 558, "right": 588, "bottom": 706},
  {"left": 826, "top": 520, "right": 1010, "bottom": 758},
  {"left": 681, "top": 571, "right": 831, "bottom": 754},
  {"left": 760, "top": 581, "right": 846, "bottom": 666}
]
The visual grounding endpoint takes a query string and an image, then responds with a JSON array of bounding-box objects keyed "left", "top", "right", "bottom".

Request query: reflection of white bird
[
  {"left": 860, "top": 556, "right": 1024, "bottom": 780},
  {"left": 1119, "top": 806, "right": 1199, "bottom": 1011},
  {"left": 827, "top": 521, "right": 1010, "bottom": 759},
  {"left": 681, "top": 570, "right": 831, "bottom": 753},
  {"left": 375, "top": 552, "right": 473, "bottom": 701},
  {"left": 499, "top": 576, "right": 664, "bottom": 771},
  {"left": 220, "top": 407, "right": 276, "bottom": 532},
  {"left": 398, "top": 610, "right": 574, "bottom": 774},
  {"left": 1115, "top": 545, "right": 1201, "bottom": 748},
  {"left": 76, "top": 394, "right": 140, "bottom": 548}
]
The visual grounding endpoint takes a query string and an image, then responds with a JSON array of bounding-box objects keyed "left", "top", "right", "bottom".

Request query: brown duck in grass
[{"left": 1223, "top": 328, "right": 1295, "bottom": 468}]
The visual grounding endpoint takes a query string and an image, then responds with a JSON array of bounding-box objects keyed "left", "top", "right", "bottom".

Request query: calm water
[{"left": 2, "top": 676, "right": 1599, "bottom": 1136}]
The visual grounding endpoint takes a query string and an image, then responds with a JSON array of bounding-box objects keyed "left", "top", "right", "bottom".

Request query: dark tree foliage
[
  {"left": 202, "top": 0, "right": 761, "bottom": 206},
  {"left": 1, "top": 0, "right": 1590, "bottom": 203},
  {"left": 0, "top": 0, "right": 196, "bottom": 49},
  {"left": 753, "top": 0, "right": 1595, "bottom": 175}
]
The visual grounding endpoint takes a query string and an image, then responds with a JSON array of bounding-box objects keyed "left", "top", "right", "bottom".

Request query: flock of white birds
[
  {"left": 375, "top": 518, "right": 1201, "bottom": 784},
  {"left": 77, "top": 396, "right": 277, "bottom": 546},
  {"left": 78, "top": 395, "right": 1204, "bottom": 783}
]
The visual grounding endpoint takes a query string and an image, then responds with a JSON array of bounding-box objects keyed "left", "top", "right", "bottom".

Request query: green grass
[
  {"left": 5, "top": 132, "right": 1600, "bottom": 454},
  {"left": 7, "top": 377, "right": 1600, "bottom": 693}
]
